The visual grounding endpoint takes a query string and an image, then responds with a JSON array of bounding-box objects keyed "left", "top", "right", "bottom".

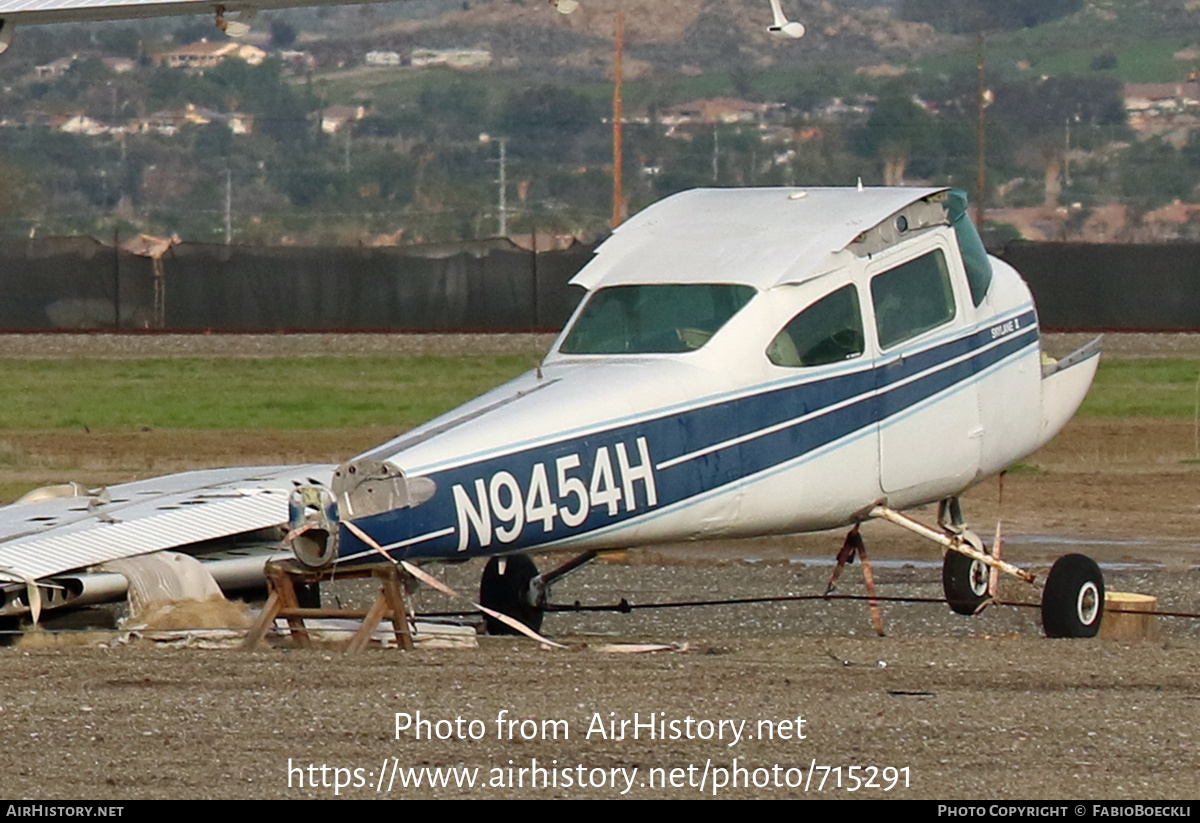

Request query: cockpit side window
[
  {"left": 870, "top": 249, "right": 956, "bottom": 350},
  {"left": 766, "top": 284, "right": 865, "bottom": 368},
  {"left": 559, "top": 283, "right": 755, "bottom": 354}
]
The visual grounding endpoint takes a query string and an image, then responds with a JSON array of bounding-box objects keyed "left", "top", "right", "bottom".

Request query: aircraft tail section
[{"left": 1036, "top": 336, "right": 1101, "bottom": 450}]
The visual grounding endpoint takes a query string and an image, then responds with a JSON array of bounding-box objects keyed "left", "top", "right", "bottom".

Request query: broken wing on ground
[{"left": 0, "top": 464, "right": 334, "bottom": 617}]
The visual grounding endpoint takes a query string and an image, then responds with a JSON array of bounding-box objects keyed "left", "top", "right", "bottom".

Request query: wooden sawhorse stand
[{"left": 243, "top": 560, "right": 414, "bottom": 652}]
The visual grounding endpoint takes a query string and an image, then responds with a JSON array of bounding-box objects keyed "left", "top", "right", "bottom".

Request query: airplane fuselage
[{"left": 329, "top": 188, "right": 1081, "bottom": 567}]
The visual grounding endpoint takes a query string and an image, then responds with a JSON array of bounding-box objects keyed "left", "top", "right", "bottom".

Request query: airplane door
[{"left": 870, "top": 245, "right": 982, "bottom": 499}]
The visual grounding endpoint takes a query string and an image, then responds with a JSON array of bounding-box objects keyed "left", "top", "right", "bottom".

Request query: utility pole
[
  {"left": 479, "top": 133, "right": 509, "bottom": 237},
  {"left": 612, "top": 9, "right": 626, "bottom": 228},
  {"left": 712, "top": 125, "right": 719, "bottom": 182},
  {"left": 1064, "top": 115, "right": 1072, "bottom": 187},
  {"left": 113, "top": 226, "right": 120, "bottom": 330},
  {"left": 498, "top": 136, "right": 508, "bottom": 237},
  {"left": 975, "top": 31, "right": 987, "bottom": 225}
]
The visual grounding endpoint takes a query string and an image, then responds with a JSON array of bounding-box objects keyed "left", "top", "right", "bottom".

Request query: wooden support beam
[{"left": 241, "top": 559, "right": 416, "bottom": 653}]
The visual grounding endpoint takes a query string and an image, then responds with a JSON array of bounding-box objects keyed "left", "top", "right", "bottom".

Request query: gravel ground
[
  {"left": 3, "top": 477, "right": 1198, "bottom": 802},
  {"left": 0, "top": 331, "right": 1191, "bottom": 360},
  {"left": 4, "top": 588, "right": 1200, "bottom": 801},
  {"left": 0, "top": 332, "right": 558, "bottom": 359},
  {"left": 0, "top": 332, "right": 1198, "bottom": 801}
]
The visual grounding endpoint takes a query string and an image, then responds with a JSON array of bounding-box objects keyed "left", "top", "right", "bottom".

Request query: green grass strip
[
  {"left": 1078, "top": 359, "right": 1200, "bottom": 418},
  {"left": 0, "top": 354, "right": 1193, "bottom": 432},
  {"left": 0, "top": 355, "right": 537, "bottom": 430}
]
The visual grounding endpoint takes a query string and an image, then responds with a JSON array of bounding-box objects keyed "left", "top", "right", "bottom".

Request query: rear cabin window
[
  {"left": 767, "top": 285, "right": 865, "bottom": 368},
  {"left": 559, "top": 283, "right": 755, "bottom": 354},
  {"left": 870, "top": 249, "right": 956, "bottom": 350}
]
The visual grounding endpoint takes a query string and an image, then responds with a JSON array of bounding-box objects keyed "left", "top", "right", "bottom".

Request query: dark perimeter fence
[
  {"left": 0, "top": 236, "right": 1196, "bottom": 332},
  {"left": 0, "top": 236, "right": 595, "bottom": 333}
]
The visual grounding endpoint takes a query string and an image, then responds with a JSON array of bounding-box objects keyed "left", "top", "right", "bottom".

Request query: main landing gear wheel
[
  {"left": 479, "top": 555, "right": 544, "bottom": 635},
  {"left": 1041, "top": 553, "right": 1104, "bottom": 638},
  {"left": 942, "top": 550, "right": 990, "bottom": 615}
]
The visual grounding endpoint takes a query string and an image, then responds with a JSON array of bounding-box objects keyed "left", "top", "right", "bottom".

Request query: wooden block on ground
[{"left": 1099, "top": 592, "right": 1159, "bottom": 641}]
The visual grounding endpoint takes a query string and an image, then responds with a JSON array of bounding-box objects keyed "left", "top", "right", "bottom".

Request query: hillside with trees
[{"left": 0, "top": 0, "right": 1199, "bottom": 244}]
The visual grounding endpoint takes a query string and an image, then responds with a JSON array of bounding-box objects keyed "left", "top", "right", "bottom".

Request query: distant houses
[
  {"left": 1123, "top": 82, "right": 1200, "bottom": 146},
  {"left": 7, "top": 105, "right": 257, "bottom": 138},
  {"left": 34, "top": 56, "right": 76, "bottom": 79},
  {"left": 158, "top": 40, "right": 267, "bottom": 70},
  {"left": 656, "top": 97, "right": 794, "bottom": 142},
  {"left": 34, "top": 40, "right": 498, "bottom": 83},
  {"left": 364, "top": 47, "right": 493, "bottom": 69},
  {"left": 1124, "top": 82, "right": 1200, "bottom": 115},
  {"left": 364, "top": 50, "right": 402, "bottom": 67},
  {"left": 319, "top": 105, "right": 367, "bottom": 135},
  {"left": 31, "top": 54, "right": 133, "bottom": 80},
  {"left": 32, "top": 43, "right": 273, "bottom": 83},
  {"left": 409, "top": 48, "right": 492, "bottom": 69},
  {"left": 276, "top": 49, "right": 316, "bottom": 70},
  {"left": 57, "top": 115, "right": 106, "bottom": 136},
  {"left": 140, "top": 105, "right": 255, "bottom": 136},
  {"left": 660, "top": 97, "right": 783, "bottom": 127}
]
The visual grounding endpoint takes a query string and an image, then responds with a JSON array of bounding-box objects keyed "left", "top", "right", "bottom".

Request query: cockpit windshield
[{"left": 558, "top": 283, "right": 756, "bottom": 354}]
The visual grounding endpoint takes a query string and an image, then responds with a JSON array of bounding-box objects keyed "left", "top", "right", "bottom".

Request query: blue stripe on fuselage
[{"left": 338, "top": 310, "right": 1039, "bottom": 563}]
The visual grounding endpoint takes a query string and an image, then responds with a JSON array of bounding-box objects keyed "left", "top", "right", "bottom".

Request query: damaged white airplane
[{"left": 0, "top": 186, "right": 1102, "bottom": 640}]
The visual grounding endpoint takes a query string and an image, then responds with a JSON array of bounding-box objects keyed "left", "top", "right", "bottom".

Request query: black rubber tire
[
  {"left": 943, "top": 550, "right": 990, "bottom": 615},
  {"left": 479, "top": 554, "right": 544, "bottom": 635},
  {"left": 1041, "top": 553, "right": 1105, "bottom": 638}
]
